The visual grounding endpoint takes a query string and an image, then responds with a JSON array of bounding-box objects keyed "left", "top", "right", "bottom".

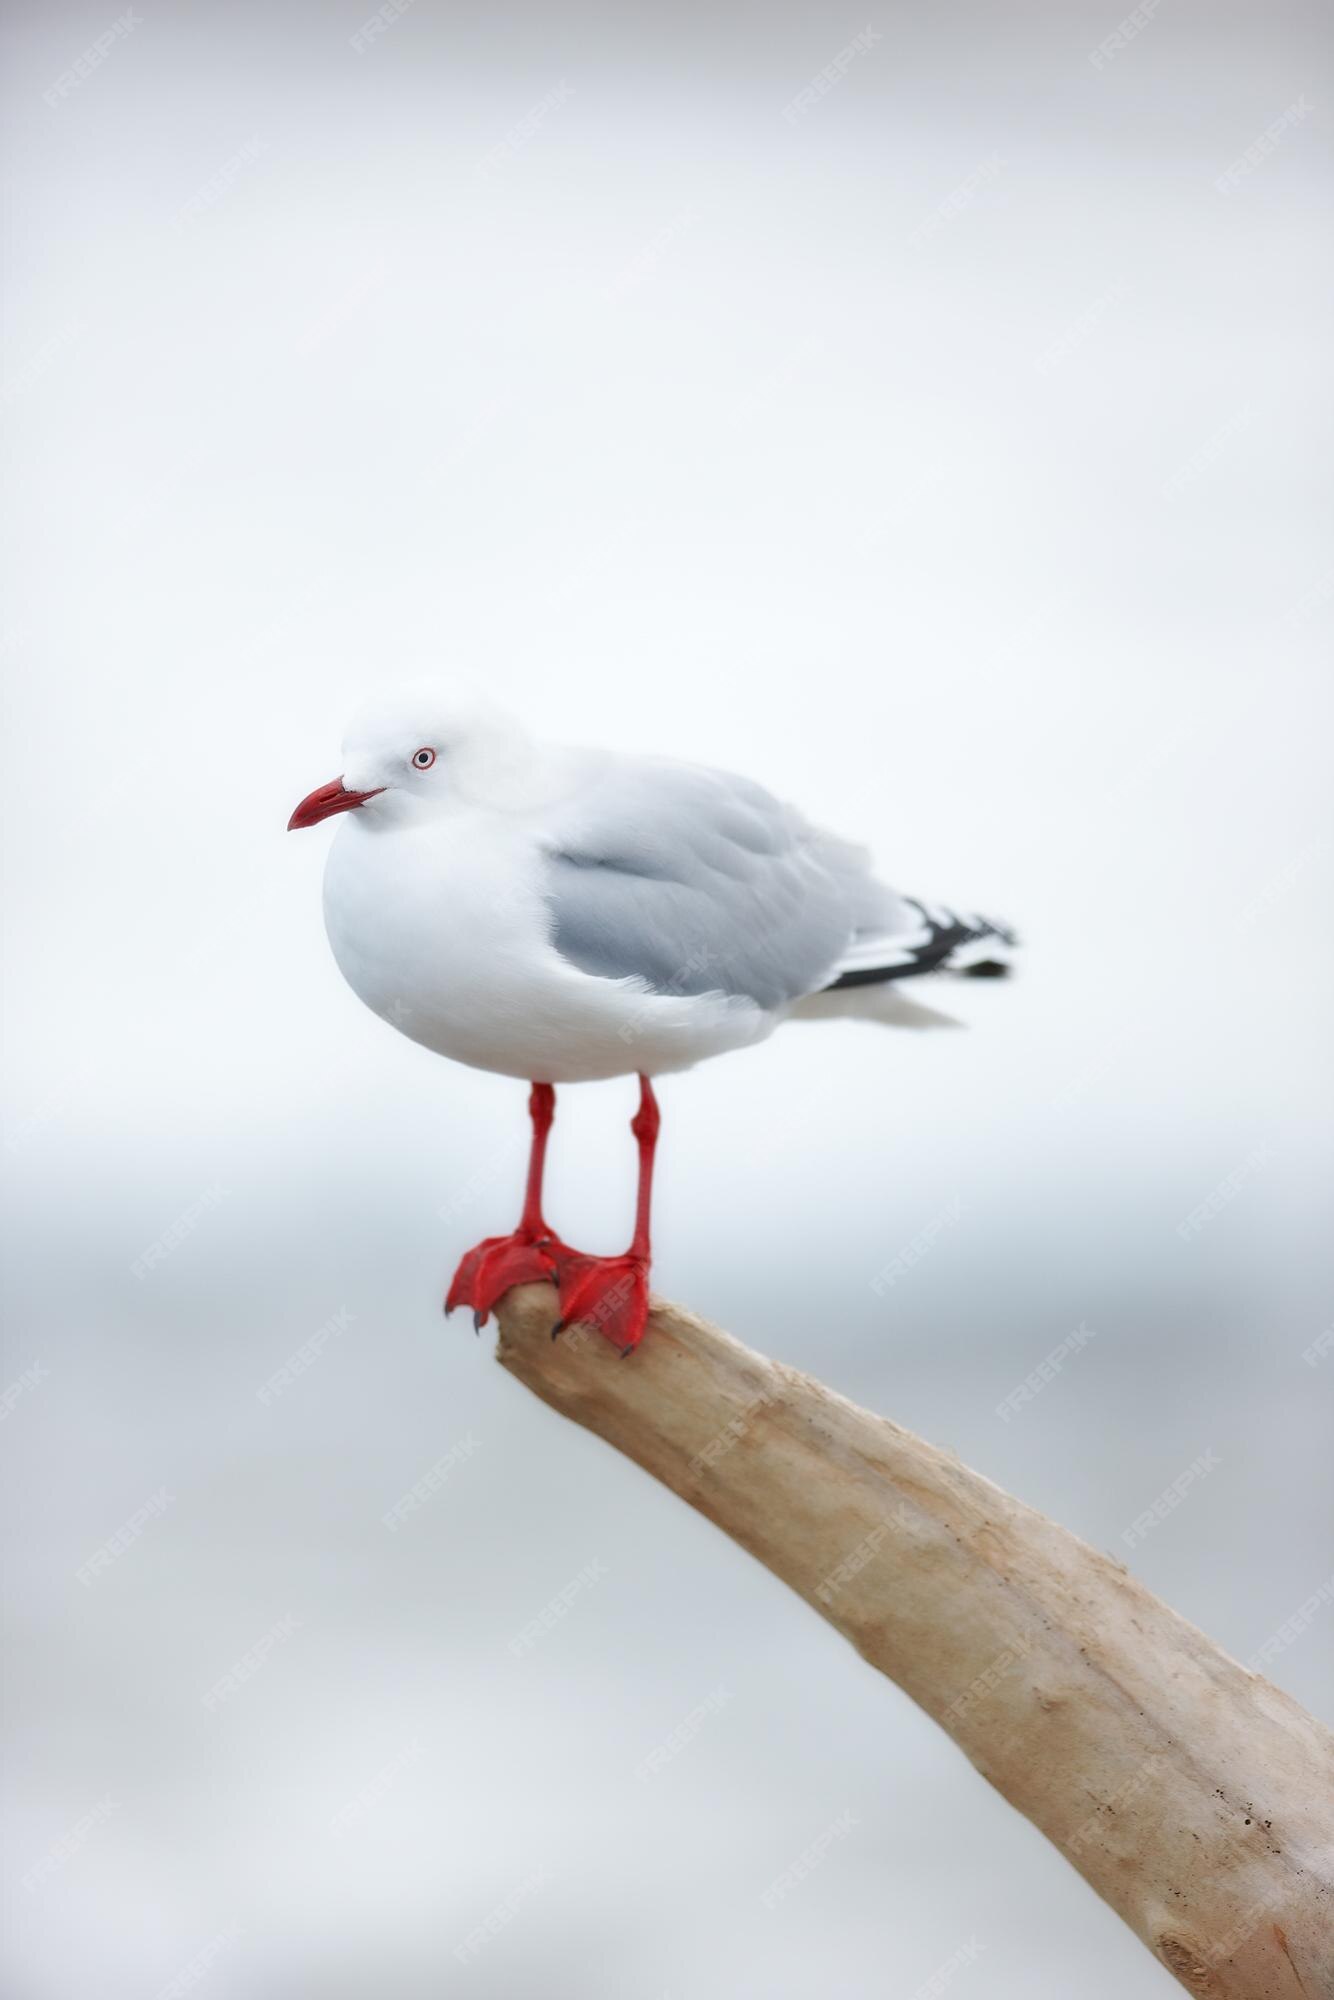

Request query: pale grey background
[{"left": 2, "top": 1, "right": 1332, "bottom": 1995}]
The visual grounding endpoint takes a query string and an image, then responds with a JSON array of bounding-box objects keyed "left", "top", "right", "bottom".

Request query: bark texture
[{"left": 494, "top": 1284, "right": 1334, "bottom": 1999}]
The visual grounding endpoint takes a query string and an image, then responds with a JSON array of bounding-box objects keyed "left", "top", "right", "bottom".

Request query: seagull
[{"left": 289, "top": 688, "right": 1016, "bottom": 1351}]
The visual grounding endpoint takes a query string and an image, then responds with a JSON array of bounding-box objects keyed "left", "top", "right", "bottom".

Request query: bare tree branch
[{"left": 495, "top": 1284, "right": 1334, "bottom": 1999}]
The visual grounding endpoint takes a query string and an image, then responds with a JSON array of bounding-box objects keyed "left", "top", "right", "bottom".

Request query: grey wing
[{"left": 538, "top": 756, "right": 904, "bottom": 1012}]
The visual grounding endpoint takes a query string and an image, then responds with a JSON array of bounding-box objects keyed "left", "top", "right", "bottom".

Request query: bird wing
[
  {"left": 538, "top": 754, "right": 900, "bottom": 1012},
  {"left": 824, "top": 899, "right": 1017, "bottom": 986}
]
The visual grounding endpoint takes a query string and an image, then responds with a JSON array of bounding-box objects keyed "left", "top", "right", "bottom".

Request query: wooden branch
[{"left": 495, "top": 1285, "right": 1334, "bottom": 1999}]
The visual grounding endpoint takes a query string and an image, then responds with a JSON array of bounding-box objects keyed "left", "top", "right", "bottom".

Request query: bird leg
[
  {"left": 445, "top": 1083, "right": 574, "bottom": 1328},
  {"left": 553, "top": 1075, "right": 660, "bottom": 1355}
]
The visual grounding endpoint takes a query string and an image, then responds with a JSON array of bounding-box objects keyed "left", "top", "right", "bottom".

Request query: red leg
[
  {"left": 554, "top": 1075, "right": 660, "bottom": 1354},
  {"left": 445, "top": 1084, "right": 575, "bottom": 1327}
]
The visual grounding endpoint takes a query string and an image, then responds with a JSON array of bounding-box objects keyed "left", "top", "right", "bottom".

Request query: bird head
[{"left": 288, "top": 685, "right": 527, "bottom": 831}]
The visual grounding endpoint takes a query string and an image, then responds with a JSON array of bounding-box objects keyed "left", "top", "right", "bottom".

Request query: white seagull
[{"left": 289, "top": 687, "right": 1016, "bottom": 1351}]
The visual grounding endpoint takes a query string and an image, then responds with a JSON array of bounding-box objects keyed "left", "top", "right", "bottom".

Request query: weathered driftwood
[{"left": 494, "top": 1284, "right": 1334, "bottom": 1999}]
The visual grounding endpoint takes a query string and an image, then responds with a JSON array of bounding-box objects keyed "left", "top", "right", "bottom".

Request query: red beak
[{"left": 287, "top": 778, "right": 385, "bottom": 831}]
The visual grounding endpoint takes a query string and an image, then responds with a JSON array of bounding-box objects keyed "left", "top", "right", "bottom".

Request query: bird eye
[{"left": 411, "top": 747, "right": 436, "bottom": 770}]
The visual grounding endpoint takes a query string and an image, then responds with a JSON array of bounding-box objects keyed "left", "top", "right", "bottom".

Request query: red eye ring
[{"left": 411, "top": 747, "right": 436, "bottom": 770}]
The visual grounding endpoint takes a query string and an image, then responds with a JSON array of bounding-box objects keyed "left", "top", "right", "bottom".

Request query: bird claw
[
  {"left": 447, "top": 1231, "right": 652, "bottom": 1354},
  {"left": 445, "top": 1227, "right": 571, "bottom": 1325},
  {"left": 553, "top": 1251, "right": 651, "bottom": 1353}
]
